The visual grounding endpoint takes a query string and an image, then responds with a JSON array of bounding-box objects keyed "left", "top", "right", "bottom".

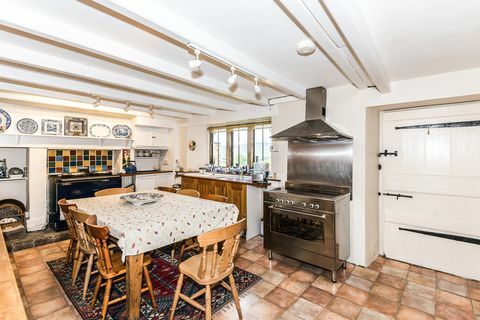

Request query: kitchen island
[{"left": 178, "top": 172, "right": 271, "bottom": 239}]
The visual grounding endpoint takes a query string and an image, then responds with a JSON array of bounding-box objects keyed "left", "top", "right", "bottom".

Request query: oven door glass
[{"left": 270, "top": 206, "right": 325, "bottom": 244}]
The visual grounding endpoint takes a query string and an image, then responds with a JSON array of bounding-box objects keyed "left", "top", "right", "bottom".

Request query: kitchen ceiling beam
[
  {"left": 321, "top": 0, "right": 390, "bottom": 93},
  {"left": 0, "top": 90, "right": 191, "bottom": 120},
  {"left": 82, "top": 0, "right": 306, "bottom": 99},
  {"left": 0, "top": 5, "right": 269, "bottom": 106},
  {"left": 0, "top": 64, "right": 215, "bottom": 116},
  {"left": 0, "top": 84, "right": 193, "bottom": 119},
  {"left": 276, "top": 0, "right": 370, "bottom": 90},
  {"left": 0, "top": 42, "right": 238, "bottom": 112}
]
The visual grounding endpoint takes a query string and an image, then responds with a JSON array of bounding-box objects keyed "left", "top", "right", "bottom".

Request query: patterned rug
[{"left": 47, "top": 250, "right": 261, "bottom": 319}]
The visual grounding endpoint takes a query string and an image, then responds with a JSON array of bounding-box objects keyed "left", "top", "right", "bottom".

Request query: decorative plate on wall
[
  {"left": 89, "top": 124, "right": 111, "bottom": 138},
  {"left": 64, "top": 116, "right": 88, "bottom": 136},
  {"left": 112, "top": 124, "right": 132, "bottom": 138},
  {"left": 41, "top": 119, "right": 63, "bottom": 136},
  {"left": 0, "top": 108, "right": 12, "bottom": 131},
  {"left": 16, "top": 118, "right": 38, "bottom": 134}
]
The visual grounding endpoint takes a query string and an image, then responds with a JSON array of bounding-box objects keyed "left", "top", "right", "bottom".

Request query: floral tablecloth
[{"left": 71, "top": 190, "right": 239, "bottom": 261}]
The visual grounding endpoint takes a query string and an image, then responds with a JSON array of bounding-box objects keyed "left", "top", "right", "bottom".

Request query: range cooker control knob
[
  {"left": 276, "top": 199, "right": 280, "bottom": 202},
  {"left": 280, "top": 199, "right": 284, "bottom": 203},
  {"left": 286, "top": 200, "right": 291, "bottom": 204},
  {"left": 309, "top": 204, "right": 314, "bottom": 209},
  {"left": 302, "top": 202, "right": 307, "bottom": 208},
  {"left": 314, "top": 204, "right": 320, "bottom": 209},
  {"left": 290, "top": 201, "right": 295, "bottom": 205}
]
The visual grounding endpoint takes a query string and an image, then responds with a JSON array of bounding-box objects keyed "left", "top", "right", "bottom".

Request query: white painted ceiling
[
  {"left": 0, "top": 0, "right": 478, "bottom": 118},
  {"left": 355, "top": 0, "right": 480, "bottom": 81}
]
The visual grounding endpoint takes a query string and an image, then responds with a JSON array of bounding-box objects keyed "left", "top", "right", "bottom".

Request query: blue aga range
[{"left": 49, "top": 172, "right": 122, "bottom": 230}]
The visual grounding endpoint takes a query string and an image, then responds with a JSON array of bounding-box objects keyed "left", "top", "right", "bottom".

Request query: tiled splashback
[{"left": 47, "top": 149, "right": 113, "bottom": 174}]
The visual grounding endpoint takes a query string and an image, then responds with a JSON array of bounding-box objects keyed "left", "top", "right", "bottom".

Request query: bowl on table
[{"left": 120, "top": 192, "right": 163, "bottom": 206}]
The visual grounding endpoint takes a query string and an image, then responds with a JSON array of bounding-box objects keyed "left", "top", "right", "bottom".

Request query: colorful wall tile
[{"left": 47, "top": 149, "right": 113, "bottom": 174}]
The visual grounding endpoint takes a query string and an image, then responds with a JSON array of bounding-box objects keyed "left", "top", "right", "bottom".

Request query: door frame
[{"left": 366, "top": 95, "right": 480, "bottom": 265}]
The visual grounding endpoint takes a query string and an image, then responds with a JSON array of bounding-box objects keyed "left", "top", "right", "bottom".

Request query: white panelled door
[{"left": 380, "top": 102, "right": 480, "bottom": 280}]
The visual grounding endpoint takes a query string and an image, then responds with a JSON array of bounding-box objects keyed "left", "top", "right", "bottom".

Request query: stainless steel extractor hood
[{"left": 271, "top": 86, "right": 352, "bottom": 142}]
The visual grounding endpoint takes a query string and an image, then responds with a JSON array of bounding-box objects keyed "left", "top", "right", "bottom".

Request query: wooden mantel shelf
[{"left": 0, "top": 133, "right": 133, "bottom": 149}]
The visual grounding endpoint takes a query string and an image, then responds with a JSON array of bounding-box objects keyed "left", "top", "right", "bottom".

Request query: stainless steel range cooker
[
  {"left": 264, "top": 182, "right": 350, "bottom": 282},
  {"left": 264, "top": 86, "right": 353, "bottom": 282}
]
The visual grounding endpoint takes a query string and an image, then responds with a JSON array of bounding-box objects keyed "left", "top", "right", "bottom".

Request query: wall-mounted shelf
[
  {"left": 0, "top": 133, "right": 133, "bottom": 149},
  {"left": 0, "top": 177, "right": 28, "bottom": 182}
]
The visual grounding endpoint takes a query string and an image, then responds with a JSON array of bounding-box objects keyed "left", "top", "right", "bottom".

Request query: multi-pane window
[
  {"left": 209, "top": 121, "right": 271, "bottom": 167},
  {"left": 211, "top": 129, "right": 227, "bottom": 166},
  {"left": 254, "top": 124, "right": 271, "bottom": 166},
  {"left": 232, "top": 127, "right": 248, "bottom": 166}
]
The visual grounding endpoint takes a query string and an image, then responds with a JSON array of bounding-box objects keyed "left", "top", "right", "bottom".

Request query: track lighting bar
[
  {"left": 89, "top": 93, "right": 161, "bottom": 116},
  {"left": 187, "top": 43, "right": 263, "bottom": 92}
]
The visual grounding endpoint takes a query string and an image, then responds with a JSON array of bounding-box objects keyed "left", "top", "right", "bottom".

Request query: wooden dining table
[{"left": 72, "top": 189, "right": 239, "bottom": 320}]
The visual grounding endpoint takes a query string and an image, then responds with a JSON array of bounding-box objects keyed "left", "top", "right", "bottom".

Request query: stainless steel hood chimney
[{"left": 271, "top": 87, "right": 352, "bottom": 142}]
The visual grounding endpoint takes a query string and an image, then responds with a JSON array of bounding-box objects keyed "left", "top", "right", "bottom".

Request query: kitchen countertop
[{"left": 178, "top": 172, "right": 271, "bottom": 188}]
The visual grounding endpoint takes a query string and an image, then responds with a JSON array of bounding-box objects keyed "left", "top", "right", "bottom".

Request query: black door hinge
[
  {"left": 378, "top": 164, "right": 382, "bottom": 170},
  {"left": 378, "top": 150, "right": 398, "bottom": 157}
]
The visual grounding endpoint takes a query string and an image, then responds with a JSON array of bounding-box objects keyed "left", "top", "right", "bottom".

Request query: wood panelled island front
[{"left": 180, "top": 174, "right": 270, "bottom": 237}]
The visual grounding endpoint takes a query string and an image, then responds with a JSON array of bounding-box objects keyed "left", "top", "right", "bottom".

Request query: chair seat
[
  {"left": 98, "top": 251, "right": 152, "bottom": 278},
  {"left": 179, "top": 252, "right": 233, "bottom": 285}
]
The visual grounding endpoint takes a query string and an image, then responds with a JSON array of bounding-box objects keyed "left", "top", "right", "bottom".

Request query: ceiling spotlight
[
  {"left": 254, "top": 77, "right": 261, "bottom": 94},
  {"left": 124, "top": 101, "right": 130, "bottom": 112},
  {"left": 227, "top": 66, "right": 238, "bottom": 85},
  {"left": 149, "top": 105, "right": 154, "bottom": 117},
  {"left": 296, "top": 39, "right": 316, "bottom": 56},
  {"left": 188, "top": 49, "right": 202, "bottom": 71},
  {"left": 92, "top": 96, "right": 101, "bottom": 107}
]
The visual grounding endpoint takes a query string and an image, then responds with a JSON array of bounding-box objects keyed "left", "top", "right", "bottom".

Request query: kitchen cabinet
[
  {"left": 180, "top": 176, "right": 248, "bottom": 227},
  {"left": 226, "top": 182, "right": 246, "bottom": 222},
  {"left": 133, "top": 126, "right": 169, "bottom": 147},
  {"left": 181, "top": 176, "right": 197, "bottom": 190},
  {"left": 133, "top": 172, "right": 174, "bottom": 191},
  {"left": 135, "top": 175, "right": 156, "bottom": 191},
  {"left": 155, "top": 173, "right": 173, "bottom": 188}
]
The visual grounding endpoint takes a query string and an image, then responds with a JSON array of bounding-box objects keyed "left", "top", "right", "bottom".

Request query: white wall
[
  {"left": 326, "top": 67, "right": 480, "bottom": 265},
  {"left": 1, "top": 103, "right": 133, "bottom": 136},
  {"left": 179, "top": 105, "right": 277, "bottom": 170},
  {"left": 0, "top": 103, "right": 180, "bottom": 230}
]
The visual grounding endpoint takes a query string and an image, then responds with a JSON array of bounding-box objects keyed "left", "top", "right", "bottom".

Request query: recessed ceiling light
[
  {"left": 227, "top": 66, "right": 238, "bottom": 86},
  {"left": 296, "top": 39, "right": 316, "bottom": 56}
]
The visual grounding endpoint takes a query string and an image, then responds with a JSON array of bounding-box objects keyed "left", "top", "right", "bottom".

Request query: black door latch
[{"left": 379, "top": 192, "right": 413, "bottom": 200}]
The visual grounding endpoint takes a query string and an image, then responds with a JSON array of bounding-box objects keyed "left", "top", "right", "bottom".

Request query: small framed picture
[
  {"left": 41, "top": 119, "right": 63, "bottom": 136},
  {"left": 64, "top": 116, "right": 88, "bottom": 137}
]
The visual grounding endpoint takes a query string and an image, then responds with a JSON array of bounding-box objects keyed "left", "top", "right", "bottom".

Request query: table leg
[{"left": 126, "top": 253, "right": 144, "bottom": 320}]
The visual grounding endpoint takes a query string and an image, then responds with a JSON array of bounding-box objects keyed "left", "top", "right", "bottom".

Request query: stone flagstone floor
[{"left": 8, "top": 235, "right": 480, "bottom": 320}]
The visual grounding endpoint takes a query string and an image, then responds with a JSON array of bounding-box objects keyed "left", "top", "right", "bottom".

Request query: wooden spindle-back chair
[
  {"left": 94, "top": 187, "right": 134, "bottom": 197},
  {"left": 176, "top": 189, "right": 200, "bottom": 198},
  {"left": 201, "top": 194, "right": 228, "bottom": 203},
  {"left": 170, "top": 219, "right": 246, "bottom": 320},
  {"left": 85, "top": 223, "right": 157, "bottom": 320},
  {"left": 156, "top": 186, "right": 177, "bottom": 193},
  {"left": 58, "top": 199, "right": 78, "bottom": 266},
  {"left": 69, "top": 208, "right": 98, "bottom": 300},
  {"left": 177, "top": 193, "right": 229, "bottom": 264}
]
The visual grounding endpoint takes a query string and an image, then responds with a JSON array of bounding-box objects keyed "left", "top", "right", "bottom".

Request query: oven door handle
[{"left": 268, "top": 205, "right": 327, "bottom": 219}]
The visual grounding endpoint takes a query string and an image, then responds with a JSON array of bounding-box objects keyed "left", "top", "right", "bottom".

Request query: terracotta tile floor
[{"left": 9, "top": 236, "right": 480, "bottom": 320}]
